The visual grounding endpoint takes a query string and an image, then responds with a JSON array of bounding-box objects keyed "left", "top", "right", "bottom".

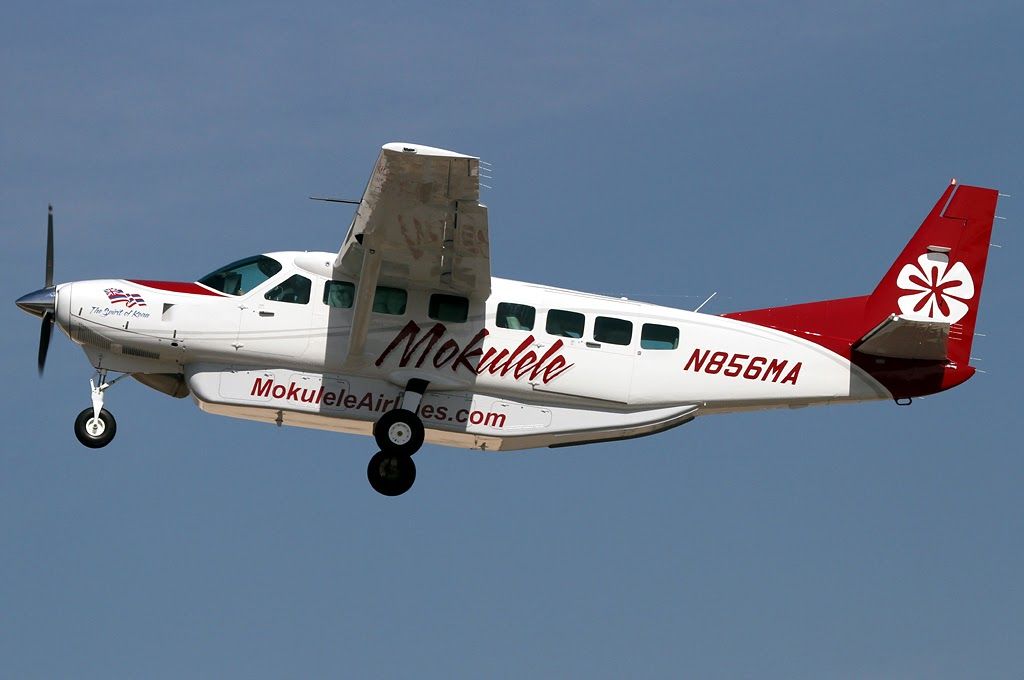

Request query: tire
[
  {"left": 373, "top": 409, "right": 425, "bottom": 456},
  {"left": 74, "top": 408, "right": 117, "bottom": 448},
  {"left": 367, "top": 451, "right": 416, "bottom": 497}
]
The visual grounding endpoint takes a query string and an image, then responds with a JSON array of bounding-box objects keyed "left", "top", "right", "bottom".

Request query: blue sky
[{"left": 2, "top": 2, "right": 1023, "bottom": 677}]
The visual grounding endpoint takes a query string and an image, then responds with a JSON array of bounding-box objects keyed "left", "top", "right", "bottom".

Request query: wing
[
  {"left": 335, "top": 142, "right": 489, "bottom": 294},
  {"left": 337, "top": 142, "right": 490, "bottom": 366}
]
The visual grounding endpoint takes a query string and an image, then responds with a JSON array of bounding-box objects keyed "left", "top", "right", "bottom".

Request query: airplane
[{"left": 16, "top": 142, "right": 1000, "bottom": 496}]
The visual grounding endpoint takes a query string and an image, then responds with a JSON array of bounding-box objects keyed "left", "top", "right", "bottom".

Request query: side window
[
  {"left": 496, "top": 302, "right": 536, "bottom": 331},
  {"left": 429, "top": 294, "right": 469, "bottom": 323},
  {"left": 323, "top": 280, "right": 355, "bottom": 308},
  {"left": 372, "top": 286, "right": 407, "bottom": 315},
  {"left": 641, "top": 323, "right": 679, "bottom": 350},
  {"left": 264, "top": 274, "right": 311, "bottom": 304},
  {"left": 546, "top": 309, "right": 585, "bottom": 338},
  {"left": 594, "top": 316, "right": 633, "bottom": 345}
]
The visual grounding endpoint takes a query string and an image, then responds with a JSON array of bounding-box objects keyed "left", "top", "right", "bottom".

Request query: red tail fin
[
  {"left": 864, "top": 181, "right": 998, "bottom": 367},
  {"left": 722, "top": 181, "right": 1000, "bottom": 397}
]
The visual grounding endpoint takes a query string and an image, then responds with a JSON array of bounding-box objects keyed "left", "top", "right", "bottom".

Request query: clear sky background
[{"left": 2, "top": 2, "right": 1023, "bottom": 678}]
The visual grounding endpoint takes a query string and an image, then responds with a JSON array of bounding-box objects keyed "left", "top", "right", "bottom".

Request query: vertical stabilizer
[{"left": 864, "top": 181, "right": 999, "bottom": 368}]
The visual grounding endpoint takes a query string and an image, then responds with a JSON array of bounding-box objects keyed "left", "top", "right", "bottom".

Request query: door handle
[
  {"left": 586, "top": 341, "right": 601, "bottom": 348},
  {"left": 259, "top": 311, "right": 275, "bottom": 317}
]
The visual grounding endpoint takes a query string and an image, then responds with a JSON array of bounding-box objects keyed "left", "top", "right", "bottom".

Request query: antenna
[
  {"left": 309, "top": 196, "right": 360, "bottom": 205},
  {"left": 694, "top": 291, "right": 717, "bottom": 313}
]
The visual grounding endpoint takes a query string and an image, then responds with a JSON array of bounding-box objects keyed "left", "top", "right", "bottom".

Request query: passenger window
[
  {"left": 264, "top": 274, "right": 311, "bottom": 304},
  {"left": 429, "top": 294, "right": 469, "bottom": 323},
  {"left": 372, "top": 286, "right": 407, "bottom": 315},
  {"left": 323, "top": 281, "right": 355, "bottom": 308},
  {"left": 496, "top": 302, "right": 536, "bottom": 331},
  {"left": 641, "top": 323, "right": 679, "bottom": 350},
  {"left": 594, "top": 316, "right": 633, "bottom": 345},
  {"left": 546, "top": 309, "right": 585, "bottom": 338}
]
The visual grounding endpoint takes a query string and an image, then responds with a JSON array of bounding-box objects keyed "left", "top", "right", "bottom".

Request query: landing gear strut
[
  {"left": 73, "top": 371, "right": 126, "bottom": 448},
  {"left": 367, "top": 379, "right": 428, "bottom": 496}
]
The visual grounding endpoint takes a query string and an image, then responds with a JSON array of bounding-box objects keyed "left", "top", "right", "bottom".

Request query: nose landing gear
[
  {"left": 73, "top": 371, "right": 126, "bottom": 448},
  {"left": 366, "top": 380, "right": 428, "bottom": 496}
]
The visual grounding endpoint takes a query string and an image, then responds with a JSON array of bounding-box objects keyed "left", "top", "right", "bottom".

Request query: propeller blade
[
  {"left": 45, "top": 205, "right": 54, "bottom": 288},
  {"left": 38, "top": 310, "right": 53, "bottom": 376}
]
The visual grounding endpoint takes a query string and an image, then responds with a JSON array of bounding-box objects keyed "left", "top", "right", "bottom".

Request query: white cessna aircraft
[{"left": 16, "top": 143, "right": 999, "bottom": 495}]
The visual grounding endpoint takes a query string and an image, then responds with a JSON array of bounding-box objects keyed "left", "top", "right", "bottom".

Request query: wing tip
[{"left": 382, "top": 142, "right": 476, "bottom": 159}]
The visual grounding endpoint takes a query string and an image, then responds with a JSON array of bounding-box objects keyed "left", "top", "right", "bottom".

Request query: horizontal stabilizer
[{"left": 854, "top": 314, "right": 950, "bottom": 361}]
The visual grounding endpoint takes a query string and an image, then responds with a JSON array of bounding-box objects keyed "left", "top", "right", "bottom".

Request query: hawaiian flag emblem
[{"left": 104, "top": 288, "right": 147, "bottom": 308}]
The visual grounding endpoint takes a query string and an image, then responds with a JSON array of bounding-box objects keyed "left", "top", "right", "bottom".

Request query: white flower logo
[{"left": 896, "top": 253, "right": 974, "bottom": 323}]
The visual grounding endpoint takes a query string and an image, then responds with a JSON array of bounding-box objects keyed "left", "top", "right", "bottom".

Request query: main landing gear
[
  {"left": 366, "top": 380, "right": 428, "bottom": 497},
  {"left": 73, "top": 371, "right": 126, "bottom": 448}
]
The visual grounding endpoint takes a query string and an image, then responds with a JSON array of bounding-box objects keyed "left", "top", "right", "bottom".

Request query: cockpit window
[{"left": 198, "top": 255, "right": 282, "bottom": 296}]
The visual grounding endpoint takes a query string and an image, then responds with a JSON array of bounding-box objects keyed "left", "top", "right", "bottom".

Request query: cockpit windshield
[{"left": 198, "top": 255, "right": 283, "bottom": 295}]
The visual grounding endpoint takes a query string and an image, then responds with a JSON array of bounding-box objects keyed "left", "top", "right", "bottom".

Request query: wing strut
[{"left": 342, "top": 246, "right": 382, "bottom": 368}]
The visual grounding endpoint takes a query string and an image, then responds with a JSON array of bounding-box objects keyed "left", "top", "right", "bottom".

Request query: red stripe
[{"left": 128, "top": 280, "right": 227, "bottom": 296}]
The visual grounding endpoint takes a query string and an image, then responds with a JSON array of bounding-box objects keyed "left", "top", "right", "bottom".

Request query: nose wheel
[
  {"left": 72, "top": 370, "right": 126, "bottom": 449},
  {"left": 367, "top": 380, "right": 428, "bottom": 496},
  {"left": 74, "top": 407, "right": 117, "bottom": 448}
]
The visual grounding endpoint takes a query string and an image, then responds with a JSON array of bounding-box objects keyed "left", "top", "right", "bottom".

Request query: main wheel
[
  {"left": 373, "top": 409, "right": 425, "bottom": 456},
  {"left": 74, "top": 408, "right": 117, "bottom": 448},
  {"left": 367, "top": 450, "right": 416, "bottom": 496}
]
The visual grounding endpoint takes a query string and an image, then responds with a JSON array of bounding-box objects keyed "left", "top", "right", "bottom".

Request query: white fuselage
[{"left": 51, "top": 251, "right": 890, "bottom": 450}]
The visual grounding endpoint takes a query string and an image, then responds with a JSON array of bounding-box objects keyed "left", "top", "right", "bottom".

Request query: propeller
[
  {"left": 46, "top": 204, "right": 54, "bottom": 288},
  {"left": 37, "top": 206, "right": 55, "bottom": 375},
  {"left": 15, "top": 205, "right": 57, "bottom": 375},
  {"left": 39, "top": 310, "right": 54, "bottom": 375}
]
